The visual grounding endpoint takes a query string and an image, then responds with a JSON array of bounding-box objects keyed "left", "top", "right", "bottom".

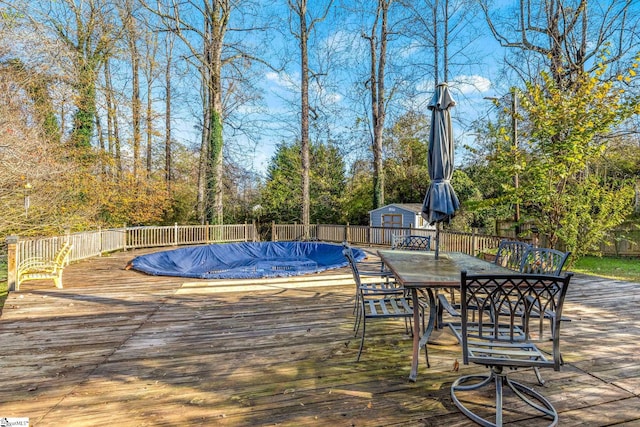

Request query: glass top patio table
[
  {"left": 377, "top": 250, "right": 512, "bottom": 381},
  {"left": 377, "top": 250, "right": 509, "bottom": 288}
]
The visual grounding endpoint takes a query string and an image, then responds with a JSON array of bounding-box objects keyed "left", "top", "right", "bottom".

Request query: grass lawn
[{"left": 572, "top": 255, "right": 640, "bottom": 283}]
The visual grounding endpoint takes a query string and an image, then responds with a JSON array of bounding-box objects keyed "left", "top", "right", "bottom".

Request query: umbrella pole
[{"left": 435, "top": 223, "right": 440, "bottom": 259}]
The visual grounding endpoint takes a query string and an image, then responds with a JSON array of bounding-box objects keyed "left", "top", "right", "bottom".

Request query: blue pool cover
[{"left": 127, "top": 241, "right": 366, "bottom": 279}]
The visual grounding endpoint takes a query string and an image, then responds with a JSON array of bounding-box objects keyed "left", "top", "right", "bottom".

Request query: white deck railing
[
  {"left": 6, "top": 221, "right": 636, "bottom": 292},
  {"left": 4, "top": 222, "right": 527, "bottom": 292},
  {"left": 5, "top": 223, "right": 258, "bottom": 291}
]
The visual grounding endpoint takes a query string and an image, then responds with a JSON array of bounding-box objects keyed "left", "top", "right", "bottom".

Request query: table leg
[
  {"left": 420, "top": 289, "right": 438, "bottom": 347},
  {"left": 409, "top": 289, "right": 420, "bottom": 382},
  {"left": 409, "top": 288, "right": 436, "bottom": 382}
]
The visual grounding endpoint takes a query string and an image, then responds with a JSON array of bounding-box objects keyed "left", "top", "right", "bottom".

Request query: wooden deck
[{"left": 1, "top": 247, "right": 640, "bottom": 426}]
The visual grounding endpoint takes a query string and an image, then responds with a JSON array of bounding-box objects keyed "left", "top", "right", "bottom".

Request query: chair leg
[
  {"left": 451, "top": 366, "right": 558, "bottom": 426},
  {"left": 534, "top": 367, "right": 545, "bottom": 385},
  {"left": 356, "top": 317, "right": 366, "bottom": 362},
  {"left": 354, "top": 304, "right": 363, "bottom": 334}
]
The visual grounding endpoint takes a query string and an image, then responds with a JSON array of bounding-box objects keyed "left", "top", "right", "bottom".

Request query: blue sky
[
  {"left": 170, "top": 1, "right": 639, "bottom": 177},
  {"left": 234, "top": 1, "right": 509, "bottom": 176}
]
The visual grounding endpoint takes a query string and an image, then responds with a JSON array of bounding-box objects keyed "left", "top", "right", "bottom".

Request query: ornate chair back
[
  {"left": 520, "top": 247, "right": 570, "bottom": 276},
  {"left": 494, "top": 240, "right": 531, "bottom": 271}
]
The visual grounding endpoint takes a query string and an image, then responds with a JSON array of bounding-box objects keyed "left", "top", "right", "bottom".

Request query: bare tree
[
  {"left": 121, "top": 0, "right": 143, "bottom": 178},
  {"left": 0, "top": 59, "right": 61, "bottom": 144},
  {"left": 143, "top": 0, "right": 269, "bottom": 224},
  {"left": 103, "top": 59, "right": 123, "bottom": 176},
  {"left": 13, "top": 0, "right": 121, "bottom": 150},
  {"left": 402, "top": 0, "right": 482, "bottom": 88},
  {"left": 140, "top": 20, "right": 160, "bottom": 178},
  {"left": 163, "top": 29, "right": 175, "bottom": 189},
  {"left": 479, "top": 0, "right": 640, "bottom": 90},
  {"left": 364, "top": 0, "right": 393, "bottom": 209},
  {"left": 288, "top": 0, "right": 333, "bottom": 238},
  {"left": 0, "top": 51, "right": 93, "bottom": 236}
]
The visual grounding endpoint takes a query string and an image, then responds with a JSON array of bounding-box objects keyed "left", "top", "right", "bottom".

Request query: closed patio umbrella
[{"left": 421, "top": 83, "right": 460, "bottom": 258}]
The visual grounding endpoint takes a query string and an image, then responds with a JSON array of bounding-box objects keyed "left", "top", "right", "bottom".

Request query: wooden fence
[
  {"left": 497, "top": 220, "right": 639, "bottom": 256},
  {"left": 6, "top": 221, "right": 637, "bottom": 292},
  {"left": 600, "top": 228, "right": 640, "bottom": 256},
  {"left": 271, "top": 223, "right": 506, "bottom": 255},
  {"left": 5, "top": 223, "right": 258, "bottom": 291}
]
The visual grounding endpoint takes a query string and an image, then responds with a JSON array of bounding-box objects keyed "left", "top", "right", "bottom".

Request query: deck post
[
  {"left": 6, "top": 235, "right": 18, "bottom": 292},
  {"left": 472, "top": 228, "right": 478, "bottom": 256}
]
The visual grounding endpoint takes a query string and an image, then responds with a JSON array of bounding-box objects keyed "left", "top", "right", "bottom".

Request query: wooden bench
[{"left": 17, "top": 242, "right": 73, "bottom": 290}]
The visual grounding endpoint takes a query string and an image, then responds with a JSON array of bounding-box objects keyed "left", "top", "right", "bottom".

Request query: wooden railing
[
  {"left": 6, "top": 221, "right": 638, "bottom": 292},
  {"left": 271, "top": 223, "right": 506, "bottom": 256},
  {"left": 125, "top": 224, "right": 255, "bottom": 249},
  {"left": 5, "top": 223, "right": 258, "bottom": 291}
]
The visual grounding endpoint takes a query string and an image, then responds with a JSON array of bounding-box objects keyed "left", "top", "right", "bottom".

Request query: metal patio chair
[
  {"left": 342, "top": 242, "right": 397, "bottom": 315},
  {"left": 449, "top": 271, "right": 572, "bottom": 426},
  {"left": 519, "top": 247, "right": 572, "bottom": 345},
  {"left": 438, "top": 240, "right": 530, "bottom": 323},
  {"left": 343, "top": 246, "right": 425, "bottom": 362},
  {"left": 494, "top": 240, "right": 532, "bottom": 271},
  {"left": 520, "top": 247, "right": 570, "bottom": 276}
]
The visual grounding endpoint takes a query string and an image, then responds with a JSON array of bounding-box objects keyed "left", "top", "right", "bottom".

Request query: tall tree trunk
[
  {"left": 443, "top": 0, "right": 448, "bottom": 82},
  {"left": 104, "top": 59, "right": 122, "bottom": 177},
  {"left": 288, "top": 0, "right": 332, "bottom": 238},
  {"left": 104, "top": 62, "right": 113, "bottom": 176},
  {"left": 145, "top": 80, "right": 153, "bottom": 177},
  {"left": 198, "top": 65, "right": 210, "bottom": 223},
  {"left": 433, "top": 0, "right": 439, "bottom": 84},
  {"left": 299, "top": 0, "right": 311, "bottom": 238},
  {"left": 143, "top": 24, "right": 159, "bottom": 178},
  {"left": 127, "top": 16, "right": 142, "bottom": 179},
  {"left": 368, "top": 0, "right": 391, "bottom": 209},
  {"left": 191, "top": 5, "right": 228, "bottom": 225},
  {"left": 164, "top": 33, "right": 174, "bottom": 189},
  {"left": 96, "top": 112, "right": 105, "bottom": 174},
  {"left": 205, "top": 9, "right": 227, "bottom": 225},
  {"left": 71, "top": 62, "right": 98, "bottom": 149}
]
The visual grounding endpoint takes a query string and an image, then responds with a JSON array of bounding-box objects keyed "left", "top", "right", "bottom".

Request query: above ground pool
[{"left": 127, "top": 241, "right": 366, "bottom": 279}]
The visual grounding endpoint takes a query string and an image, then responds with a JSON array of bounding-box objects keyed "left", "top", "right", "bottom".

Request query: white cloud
[
  {"left": 265, "top": 71, "right": 299, "bottom": 92},
  {"left": 265, "top": 71, "right": 280, "bottom": 82},
  {"left": 324, "top": 92, "right": 343, "bottom": 104},
  {"left": 321, "top": 30, "right": 364, "bottom": 56},
  {"left": 451, "top": 75, "right": 492, "bottom": 95}
]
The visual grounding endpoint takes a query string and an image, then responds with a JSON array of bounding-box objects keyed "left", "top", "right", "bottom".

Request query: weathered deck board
[{"left": 1, "top": 248, "right": 639, "bottom": 426}]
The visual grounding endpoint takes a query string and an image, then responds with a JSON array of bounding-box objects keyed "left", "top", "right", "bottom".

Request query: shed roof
[{"left": 369, "top": 203, "right": 423, "bottom": 214}]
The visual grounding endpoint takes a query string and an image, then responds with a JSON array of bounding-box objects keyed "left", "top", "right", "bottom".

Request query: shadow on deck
[{"left": 1, "top": 248, "right": 639, "bottom": 426}]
